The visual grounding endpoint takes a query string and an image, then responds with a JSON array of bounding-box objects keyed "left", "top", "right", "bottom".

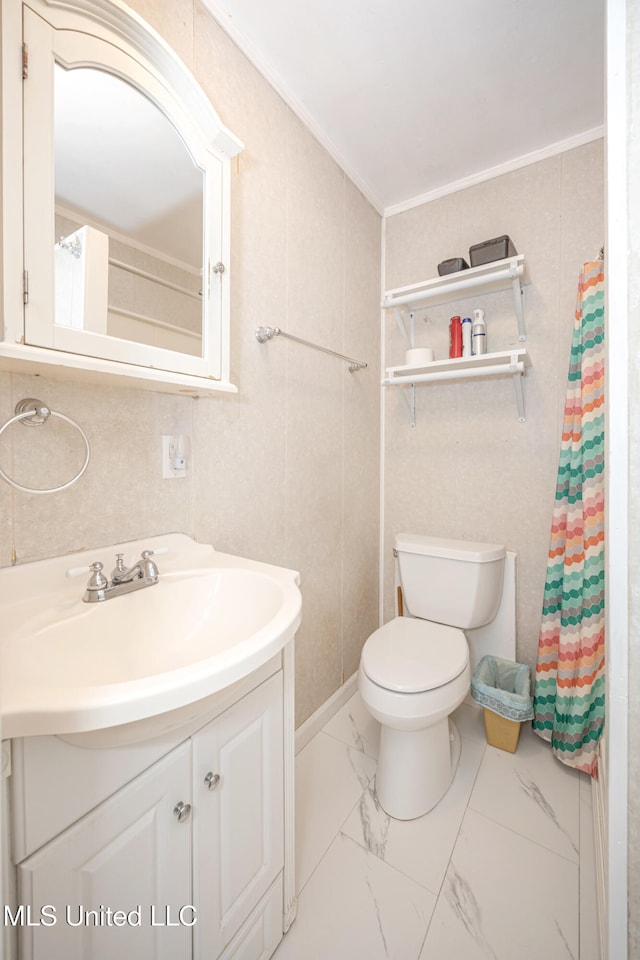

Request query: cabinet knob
[
  {"left": 204, "top": 771, "right": 221, "bottom": 791},
  {"left": 173, "top": 800, "right": 191, "bottom": 822}
]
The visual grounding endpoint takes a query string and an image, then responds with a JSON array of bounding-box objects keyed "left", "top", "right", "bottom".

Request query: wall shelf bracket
[
  {"left": 398, "top": 384, "right": 416, "bottom": 427},
  {"left": 393, "top": 308, "right": 414, "bottom": 351},
  {"left": 513, "top": 366, "right": 526, "bottom": 422},
  {"left": 511, "top": 275, "right": 526, "bottom": 341}
]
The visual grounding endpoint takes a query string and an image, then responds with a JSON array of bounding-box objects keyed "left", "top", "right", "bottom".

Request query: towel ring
[{"left": 0, "top": 398, "right": 91, "bottom": 495}]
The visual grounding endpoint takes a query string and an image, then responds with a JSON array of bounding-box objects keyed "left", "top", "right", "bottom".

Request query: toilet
[{"left": 359, "top": 533, "right": 511, "bottom": 820}]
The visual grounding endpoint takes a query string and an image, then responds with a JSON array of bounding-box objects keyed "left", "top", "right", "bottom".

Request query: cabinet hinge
[
  {"left": 23, "top": 270, "right": 29, "bottom": 304},
  {"left": 22, "top": 43, "right": 28, "bottom": 80}
]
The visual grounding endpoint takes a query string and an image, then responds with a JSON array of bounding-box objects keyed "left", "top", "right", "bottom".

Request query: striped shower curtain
[{"left": 533, "top": 260, "right": 605, "bottom": 777}]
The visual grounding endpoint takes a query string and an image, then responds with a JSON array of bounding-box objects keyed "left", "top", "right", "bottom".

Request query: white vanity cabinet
[
  {"left": 17, "top": 742, "right": 193, "bottom": 960},
  {"left": 4, "top": 661, "right": 292, "bottom": 960},
  {"left": 193, "top": 672, "right": 284, "bottom": 959}
]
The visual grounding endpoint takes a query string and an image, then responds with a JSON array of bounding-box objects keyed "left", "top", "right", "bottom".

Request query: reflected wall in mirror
[{"left": 54, "top": 64, "right": 204, "bottom": 358}]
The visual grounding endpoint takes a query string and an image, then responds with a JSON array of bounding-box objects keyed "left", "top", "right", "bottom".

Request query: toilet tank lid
[{"left": 394, "top": 533, "right": 505, "bottom": 563}]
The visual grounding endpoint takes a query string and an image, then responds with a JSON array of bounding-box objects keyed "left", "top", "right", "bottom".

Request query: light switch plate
[{"left": 162, "top": 435, "right": 187, "bottom": 479}]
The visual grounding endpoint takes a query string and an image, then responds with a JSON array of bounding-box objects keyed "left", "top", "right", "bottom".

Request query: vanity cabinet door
[
  {"left": 193, "top": 672, "right": 284, "bottom": 959},
  {"left": 17, "top": 742, "right": 193, "bottom": 960}
]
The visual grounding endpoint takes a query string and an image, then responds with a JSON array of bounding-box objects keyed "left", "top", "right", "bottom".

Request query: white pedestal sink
[
  {"left": 1, "top": 535, "right": 301, "bottom": 960},
  {"left": 0, "top": 533, "right": 302, "bottom": 742}
]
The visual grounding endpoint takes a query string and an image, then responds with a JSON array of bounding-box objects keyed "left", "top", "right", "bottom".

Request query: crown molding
[
  {"left": 200, "top": 0, "right": 385, "bottom": 212},
  {"left": 384, "top": 126, "right": 605, "bottom": 218}
]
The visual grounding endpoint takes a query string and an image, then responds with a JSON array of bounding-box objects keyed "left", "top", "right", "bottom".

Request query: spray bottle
[{"left": 471, "top": 309, "right": 487, "bottom": 355}]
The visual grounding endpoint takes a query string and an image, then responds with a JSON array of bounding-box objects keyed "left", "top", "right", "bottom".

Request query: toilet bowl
[
  {"left": 359, "top": 616, "right": 470, "bottom": 819},
  {"left": 358, "top": 533, "right": 510, "bottom": 820}
]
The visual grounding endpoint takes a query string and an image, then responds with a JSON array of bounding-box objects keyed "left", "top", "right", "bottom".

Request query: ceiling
[{"left": 202, "top": 0, "right": 605, "bottom": 214}]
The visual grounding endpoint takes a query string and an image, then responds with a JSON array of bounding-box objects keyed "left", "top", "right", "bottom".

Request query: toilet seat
[{"left": 361, "top": 616, "right": 469, "bottom": 694}]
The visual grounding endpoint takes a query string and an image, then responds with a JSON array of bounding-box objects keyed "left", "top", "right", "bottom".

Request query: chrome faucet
[
  {"left": 111, "top": 551, "right": 159, "bottom": 584},
  {"left": 83, "top": 550, "right": 160, "bottom": 603}
]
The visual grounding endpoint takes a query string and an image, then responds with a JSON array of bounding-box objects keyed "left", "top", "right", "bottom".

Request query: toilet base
[{"left": 375, "top": 717, "right": 461, "bottom": 820}]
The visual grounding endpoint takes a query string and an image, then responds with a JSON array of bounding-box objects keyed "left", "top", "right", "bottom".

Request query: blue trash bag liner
[{"left": 471, "top": 655, "right": 534, "bottom": 721}]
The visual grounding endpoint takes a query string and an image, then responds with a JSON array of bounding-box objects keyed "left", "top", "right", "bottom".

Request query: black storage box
[
  {"left": 469, "top": 235, "right": 518, "bottom": 267},
  {"left": 437, "top": 257, "right": 469, "bottom": 276}
]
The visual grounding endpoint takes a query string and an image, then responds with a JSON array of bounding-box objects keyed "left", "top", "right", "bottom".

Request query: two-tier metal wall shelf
[{"left": 382, "top": 255, "right": 530, "bottom": 426}]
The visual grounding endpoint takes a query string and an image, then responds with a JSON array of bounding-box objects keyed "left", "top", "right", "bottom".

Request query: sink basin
[
  {"left": 6, "top": 570, "right": 286, "bottom": 686},
  {"left": 0, "top": 534, "right": 301, "bottom": 741}
]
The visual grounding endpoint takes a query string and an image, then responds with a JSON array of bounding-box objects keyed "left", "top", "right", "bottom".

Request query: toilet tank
[{"left": 395, "top": 533, "right": 506, "bottom": 629}]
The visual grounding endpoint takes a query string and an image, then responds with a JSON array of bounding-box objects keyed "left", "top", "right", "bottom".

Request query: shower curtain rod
[{"left": 255, "top": 326, "right": 367, "bottom": 372}]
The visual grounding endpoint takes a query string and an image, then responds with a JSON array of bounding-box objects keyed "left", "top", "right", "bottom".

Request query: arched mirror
[
  {"left": 3, "top": 0, "right": 243, "bottom": 392},
  {"left": 54, "top": 64, "right": 205, "bottom": 357}
]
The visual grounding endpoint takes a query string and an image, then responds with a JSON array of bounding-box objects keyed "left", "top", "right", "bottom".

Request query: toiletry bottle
[
  {"left": 471, "top": 309, "right": 486, "bottom": 355},
  {"left": 449, "top": 316, "right": 462, "bottom": 358},
  {"left": 462, "top": 317, "right": 472, "bottom": 357}
]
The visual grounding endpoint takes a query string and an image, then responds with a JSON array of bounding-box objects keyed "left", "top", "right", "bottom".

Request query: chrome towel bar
[{"left": 255, "top": 326, "right": 367, "bottom": 372}]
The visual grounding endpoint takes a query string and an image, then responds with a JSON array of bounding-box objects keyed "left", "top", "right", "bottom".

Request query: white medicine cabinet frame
[
  {"left": 0, "top": 0, "right": 243, "bottom": 395},
  {"left": 383, "top": 255, "right": 530, "bottom": 426}
]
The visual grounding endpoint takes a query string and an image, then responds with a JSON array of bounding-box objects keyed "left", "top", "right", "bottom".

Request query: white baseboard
[
  {"left": 295, "top": 673, "right": 359, "bottom": 755},
  {"left": 593, "top": 739, "right": 608, "bottom": 960}
]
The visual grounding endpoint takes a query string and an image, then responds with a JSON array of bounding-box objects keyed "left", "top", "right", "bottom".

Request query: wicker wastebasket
[
  {"left": 482, "top": 708, "right": 522, "bottom": 753},
  {"left": 471, "top": 655, "right": 534, "bottom": 753}
]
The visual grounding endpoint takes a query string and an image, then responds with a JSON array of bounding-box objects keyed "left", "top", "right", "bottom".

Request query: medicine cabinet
[
  {"left": 0, "top": 0, "right": 243, "bottom": 395},
  {"left": 382, "top": 256, "right": 530, "bottom": 425}
]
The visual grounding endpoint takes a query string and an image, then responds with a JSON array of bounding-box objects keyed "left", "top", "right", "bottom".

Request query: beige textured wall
[
  {"left": 383, "top": 141, "right": 604, "bottom": 669},
  {"left": 0, "top": 0, "right": 381, "bottom": 727}
]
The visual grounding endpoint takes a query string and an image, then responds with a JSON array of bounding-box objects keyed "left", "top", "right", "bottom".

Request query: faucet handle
[
  {"left": 66, "top": 560, "right": 106, "bottom": 582},
  {"left": 139, "top": 549, "right": 161, "bottom": 581},
  {"left": 66, "top": 561, "right": 108, "bottom": 596},
  {"left": 140, "top": 547, "right": 169, "bottom": 559},
  {"left": 86, "top": 561, "right": 108, "bottom": 590}
]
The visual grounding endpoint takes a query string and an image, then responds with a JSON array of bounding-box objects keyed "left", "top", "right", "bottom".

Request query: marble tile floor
[{"left": 273, "top": 691, "right": 600, "bottom": 960}]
